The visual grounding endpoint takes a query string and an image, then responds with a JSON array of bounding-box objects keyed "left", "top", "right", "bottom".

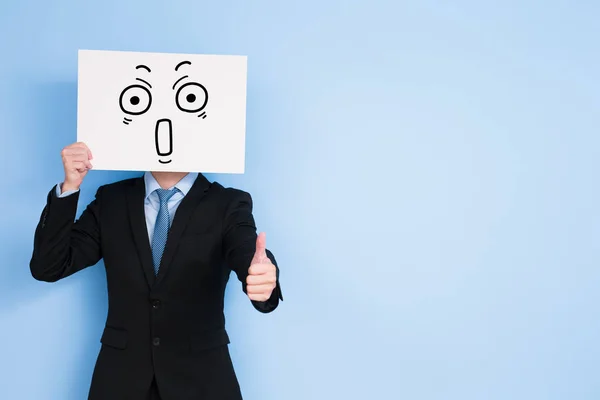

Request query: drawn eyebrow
[
  {"left": 172, "top": 75, "right": 188, "bottom": 90},
  {"left": 175, "top": 61, "right": 191, "bottom": 71},
  {"left": 136, "top": 78, "right": 152, "bottom": 89},
  {"left": 135, "top": 65, "right": 151, "bottom": 73}
]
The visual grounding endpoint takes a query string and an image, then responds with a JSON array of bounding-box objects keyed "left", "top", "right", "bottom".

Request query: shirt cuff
[{"left": 56, "top": 183, "right": 80, "bottom": 198}]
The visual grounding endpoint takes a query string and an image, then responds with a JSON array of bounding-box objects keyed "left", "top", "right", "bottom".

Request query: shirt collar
[{"left": 144, "top": 172, "right": 199, "bottom": 201}]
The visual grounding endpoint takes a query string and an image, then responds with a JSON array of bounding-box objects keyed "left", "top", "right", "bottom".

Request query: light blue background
[{"left": 1, "top": 1, "right": 599, "bottom": 399}]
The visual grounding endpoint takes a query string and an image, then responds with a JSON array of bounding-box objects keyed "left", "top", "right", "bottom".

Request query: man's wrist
[{"left": 61, "top": 182, "right": 80, "bottom": 193}]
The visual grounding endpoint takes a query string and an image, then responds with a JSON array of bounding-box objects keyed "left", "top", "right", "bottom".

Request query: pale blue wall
[{"left": 1, "top": 1, "right": 599, "bottom": 399}]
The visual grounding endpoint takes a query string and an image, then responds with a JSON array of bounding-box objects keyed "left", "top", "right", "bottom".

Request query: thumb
[{"left": 252, "top": 232, "right": 268, "bottom": 264}]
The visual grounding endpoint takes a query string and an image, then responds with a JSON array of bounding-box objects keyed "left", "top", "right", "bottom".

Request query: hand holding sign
[
  {"left": 61, "top": 142, "right": 93, "bottom": 193},
  {"left": 246, "top": 232, "right": 277, "bottom": 302}
]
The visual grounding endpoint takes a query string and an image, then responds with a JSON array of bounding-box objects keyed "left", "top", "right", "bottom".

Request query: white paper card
[{"left": 77, "top": 49, "right": 247, "bottom": 173}]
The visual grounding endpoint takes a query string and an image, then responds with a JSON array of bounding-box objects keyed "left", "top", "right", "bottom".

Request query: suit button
[
  {"left": 153, "top": 337, "right": 160, "bottom": 346},
  {"left": 152, "top": 300, "right": 161, "bottom": 309}
]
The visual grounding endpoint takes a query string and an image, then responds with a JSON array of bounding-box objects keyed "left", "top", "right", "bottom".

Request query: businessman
[{"left": 30, "top": 142, "right": 283, "bottom": 400}]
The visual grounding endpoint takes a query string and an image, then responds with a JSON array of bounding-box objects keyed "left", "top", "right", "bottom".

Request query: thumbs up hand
[{"left": 246, "top": 232, "right": 277, "bottom": 302}]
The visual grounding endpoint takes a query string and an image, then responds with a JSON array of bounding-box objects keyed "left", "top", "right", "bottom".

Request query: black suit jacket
[{"left": 30, "top": 174, "right": 282, "bottom": 400}]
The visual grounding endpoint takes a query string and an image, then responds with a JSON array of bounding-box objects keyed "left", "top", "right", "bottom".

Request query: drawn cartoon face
[
  {"left": 77, "top": 50, "right": 247, "bottom": 173},
  {"left": 118, "top": 61, "right": 210, "bottom": 165}
]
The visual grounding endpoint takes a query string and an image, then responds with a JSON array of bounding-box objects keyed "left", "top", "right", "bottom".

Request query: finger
[
  {"left": 246, "top": 273, "right": 275, "bottom": 286},
  {"left": 62, "top": 150, "right": 88, "bottom": 161},
  {"left": 246, "top": 284, "right": 274, "bottom": 294},
  {"left": 248, "top": 263, "right": 271, "bottom": 276},
  {"left": 256, "top": 232, "right": 267, "bottom": 258},
  {"left": 68, "top": 143, "right": 92, "bottom": 159},
  {"left": 65, "top": 153, "right": 89, "bottom": 162},
  {"left": 252, "top": 232, "right": 268, "bottom": 262},
  {"left": 63, "top": 146, "right": 88, "bottom": 154},
  {"left": 67, "top": 158, "right": 92, "bottom": 169},
  {"left": 256, "top": 232, "right": 267, "bottom": 253},
  {"left": 66, "top": 142, "right": 87, "bottom": 151},
  {"left": 71, "top": 161, "right": 91, "bottom": 172},
  {"left": 246, "top": 274, "right": 277, "bottom": 285},
  {"left": 84, "top": 144, "right": 93, "bottom": 160}
]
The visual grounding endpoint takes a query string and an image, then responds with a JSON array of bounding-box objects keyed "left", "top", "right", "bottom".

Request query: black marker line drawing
[
  {"left": 172, "top": 75, "right": 188, "bottom": 90},
  {"left": 175, "top": 61, "right": 191, "bottom": 71},
  {"left": 175, "top": 82, "right": 208, "bottom": 113},
  {"left": 119, "top": 84, "right": 152, "bottom": 115},
  {"left": 136, "top": 64, "right": 151, "bottom": 73},
  {"left": 136, "top": 78, "right": 152, "bottom": 89},
  {"left": 120, "top": 61, "right": 209, "bottom": 165},
  {"left": 155, "top": 118, "right": 173, "bottom": 164}
]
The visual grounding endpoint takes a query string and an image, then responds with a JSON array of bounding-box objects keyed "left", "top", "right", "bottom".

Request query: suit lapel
[
  {"left": 155, "top": 174, "right": 211, "bottom": 285},
  {"left": 127, "top": 177, "right": 156, "bottom": 288}
]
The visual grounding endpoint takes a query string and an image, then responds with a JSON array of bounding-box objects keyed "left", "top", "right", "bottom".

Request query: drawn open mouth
[{"left": 155, "top": 118, "right": 173, "bottom": 164}]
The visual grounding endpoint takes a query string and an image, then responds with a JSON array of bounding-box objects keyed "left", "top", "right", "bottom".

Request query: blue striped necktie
[{"left": 151, "top": 188, "right": 178, "bottom": 275}]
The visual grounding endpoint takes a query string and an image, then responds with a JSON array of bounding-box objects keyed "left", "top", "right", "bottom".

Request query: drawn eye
[
  {"left": 175, "top": 82, "right": 208, "bottom": 113},
  {"left": 119, "top": 84, "right": 152, "bottom": 115}
]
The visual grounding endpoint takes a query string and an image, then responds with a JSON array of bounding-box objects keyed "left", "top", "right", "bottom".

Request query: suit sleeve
[
  {"left": 30, "top": 185, "right": 103, "bottom": 282},
  {"left": 222, "top": 189, "right": 283, "bottom": 313}
]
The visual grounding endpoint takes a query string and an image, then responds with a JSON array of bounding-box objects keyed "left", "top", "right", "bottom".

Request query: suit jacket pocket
[
  {"left": 190, "top": 328, "right": 230, "bottom": 352},
  {"left": 100, "top": 326, "right": 128, "bottom": 350}
]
